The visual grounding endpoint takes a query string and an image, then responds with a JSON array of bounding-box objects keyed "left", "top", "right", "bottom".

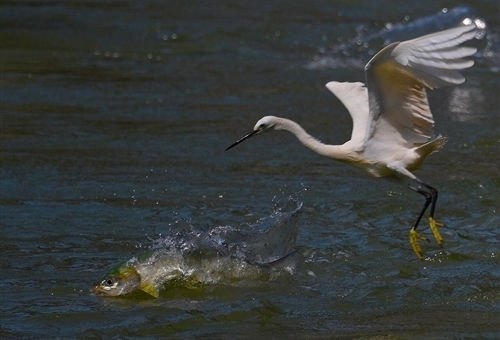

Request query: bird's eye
[
  {"left": 105, "top": 279, "right": 113, "bottom": 286},
  {"left": 259, "top": 124, "right": 267, "bottom": 130}
]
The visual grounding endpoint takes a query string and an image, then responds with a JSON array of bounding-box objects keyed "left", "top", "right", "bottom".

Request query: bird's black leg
[
  {"left": 408, "top": 182, "right": 444, "bottom": 260},
  {"left": 417, "top": 181, "right": 444, "bottom": 245},
  {"left": 420, "top": 182, "right": 438, "bottom": 219},
  {"left": 408, "top": 184, "right": 432, "bottom": 259},
  {"left": 409, "top": 185, "right": 432, "bottom": 231}
]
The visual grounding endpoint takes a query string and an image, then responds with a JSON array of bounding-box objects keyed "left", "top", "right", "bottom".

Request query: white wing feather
[
  {"left": 389, "top": 24, "right": 478, "bottom": 87},
  {"left": 325, "top": 81, "right": 369, "bottom": 148},
  {"left": 362, "top": 24, "right": 479, "bottom": 147}
]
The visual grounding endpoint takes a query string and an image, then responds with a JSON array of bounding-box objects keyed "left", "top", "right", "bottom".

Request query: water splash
[
  {"left": 307, "top": 6, "right": 489, "bottom": 70},
  {"left": 94, "top": 192, "right": 303, "bottom": 297}
]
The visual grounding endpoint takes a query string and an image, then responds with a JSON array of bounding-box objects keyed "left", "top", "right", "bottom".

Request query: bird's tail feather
[{"left": 416, "top": 135, "right": 447, "bottom": 156}]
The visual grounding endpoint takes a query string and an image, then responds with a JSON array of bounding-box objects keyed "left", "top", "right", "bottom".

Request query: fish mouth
[
  {"left": 92, "top": 283, "right": 118, "bottom": 296},
  {"left": 92, "top": 284, "right": 107, "bottom": 295}
]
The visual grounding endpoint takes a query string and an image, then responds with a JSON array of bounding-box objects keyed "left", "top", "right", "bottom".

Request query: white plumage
[{"left": 226, "top": 24, "right": 481, "bottom": 259}]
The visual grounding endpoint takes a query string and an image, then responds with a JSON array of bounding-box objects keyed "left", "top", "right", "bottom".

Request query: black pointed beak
[{"left": 225, "top": 130, "right": 259, "bottom": 151}]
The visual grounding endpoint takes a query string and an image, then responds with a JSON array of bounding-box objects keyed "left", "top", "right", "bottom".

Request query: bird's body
[
  {"left": 226, "top": 23, "right": 481, "bottom": 259},
  {"left": 261, "top": 115, "right": 445, "bottom": 179}
]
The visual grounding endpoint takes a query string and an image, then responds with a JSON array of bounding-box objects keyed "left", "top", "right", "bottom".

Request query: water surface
[{"left": 1, "top": 1, "right": 499, "bottom": 338}]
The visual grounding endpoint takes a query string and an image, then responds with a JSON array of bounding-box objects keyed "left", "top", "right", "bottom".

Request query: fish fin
[
  {"left": 140, "top": 283, "right": 160, "bottom": 298},
  {"left": 254, "top": 249, "right": 299, "bottom": 267}
]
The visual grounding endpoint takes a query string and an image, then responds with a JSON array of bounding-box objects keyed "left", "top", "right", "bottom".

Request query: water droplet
[
  {"left": 474, "top": 18, "right": 486, "bottom": 29},
  {"left": 462, "top": 18, "right": 473, "bottom": 25}
]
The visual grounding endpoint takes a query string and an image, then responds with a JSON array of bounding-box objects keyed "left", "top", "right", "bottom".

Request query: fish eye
[
  {"left": 101, "top": 278, "right": 116, "bottom": 289},
  {"left": 98, "top": 278, "right": 119, "bottom": 291}
]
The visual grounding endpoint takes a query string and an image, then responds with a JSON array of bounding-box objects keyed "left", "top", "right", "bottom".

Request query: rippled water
[{"left": 1, "top": 1, "right": 499, "bottom": 338}]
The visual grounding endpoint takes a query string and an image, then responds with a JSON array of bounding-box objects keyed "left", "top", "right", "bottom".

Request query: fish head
[{"left": 93, "top": 265, "right": 141, "bottom": 297}]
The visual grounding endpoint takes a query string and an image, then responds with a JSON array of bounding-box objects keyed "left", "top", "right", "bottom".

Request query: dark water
[{"left": 1, "top": 1, "right": 499, "bottom": 338}]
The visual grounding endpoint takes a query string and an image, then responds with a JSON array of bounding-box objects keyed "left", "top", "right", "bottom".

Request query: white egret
[{"left": 226, "top": 24, "right": 481, "bottom": 259}]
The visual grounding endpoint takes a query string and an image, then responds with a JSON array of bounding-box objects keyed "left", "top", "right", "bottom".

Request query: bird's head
[
  {"left": 254, "top": 116, "right": 279, "bottom": 132},
  {"left": 226, "top": 116, "right": 280, "bottom": 151}
]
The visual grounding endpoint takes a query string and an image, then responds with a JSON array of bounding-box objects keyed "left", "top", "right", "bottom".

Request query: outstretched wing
[
  {"left": 325, "top": 81, "right": 369, "bottom": 149},
  {"left": 363, "top": 24, "right": 479, "bottom": 148}
]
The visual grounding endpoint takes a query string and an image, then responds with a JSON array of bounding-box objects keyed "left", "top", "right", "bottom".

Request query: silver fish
[{"left": 94, "top": 201, "right": 301, "bottom": 298}]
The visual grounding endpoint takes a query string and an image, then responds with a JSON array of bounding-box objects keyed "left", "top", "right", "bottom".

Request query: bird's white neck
[{"left": 274, "top": 117, "right": 353, "bottom": 162}]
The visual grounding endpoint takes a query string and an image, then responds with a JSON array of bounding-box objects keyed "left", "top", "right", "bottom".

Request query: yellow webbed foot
[
  {"left": 428, "top": 217, "right": 444, "bottom": 246},
  {"left": 409, "top": 228, "right": 428, "bottom": 260}
]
